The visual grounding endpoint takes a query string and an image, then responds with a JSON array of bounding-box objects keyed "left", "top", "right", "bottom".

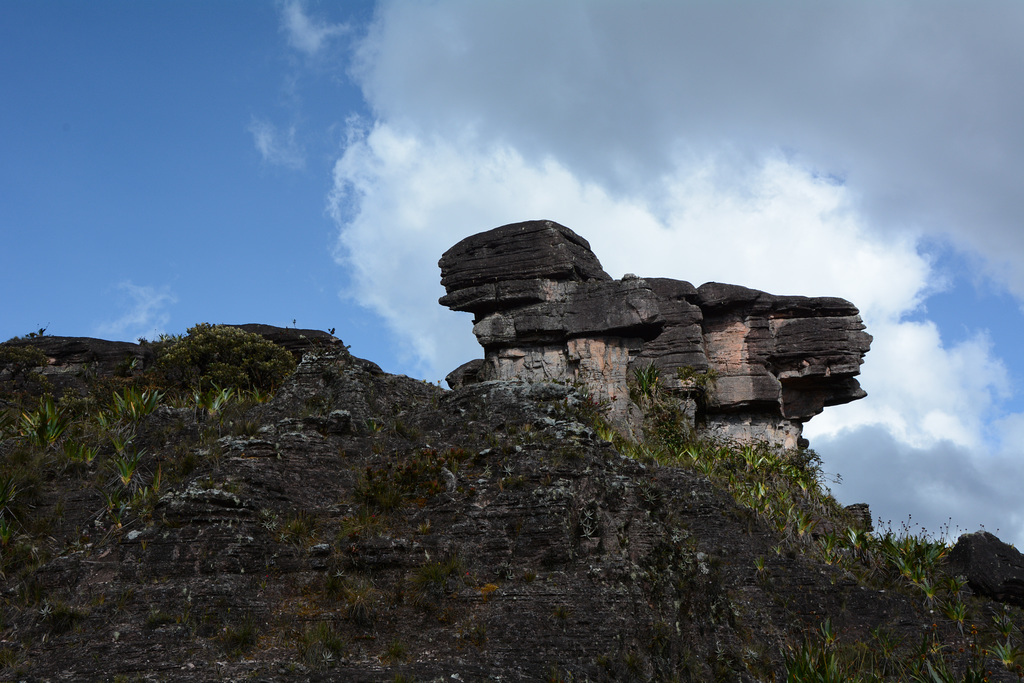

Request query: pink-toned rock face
[{"left": 440, "top": 220, "right": 872, "bottom": 449}]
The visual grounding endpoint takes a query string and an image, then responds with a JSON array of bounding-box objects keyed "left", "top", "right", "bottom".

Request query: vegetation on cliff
[{"left": 0, "top": 327, "right": 1021, "bottom": 681}]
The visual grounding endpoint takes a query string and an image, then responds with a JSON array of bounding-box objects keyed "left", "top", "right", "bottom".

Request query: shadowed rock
[{"left": 947, "top": 531, "right": 1024, "bottom": 607}]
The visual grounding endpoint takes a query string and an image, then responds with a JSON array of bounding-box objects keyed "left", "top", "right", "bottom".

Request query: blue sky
[
  {"left": 3, "top": 1, "right": 1024, "bottom": 545},
  {"left": 1, "top": 1, "right": 388, "bottom": 361}
]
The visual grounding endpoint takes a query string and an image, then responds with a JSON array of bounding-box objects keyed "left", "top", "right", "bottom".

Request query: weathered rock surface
[
  {"left": 4, "top": 328, "right": 1023, "bottom": 681},
  {"left": 0, "top": 335, "right": 153, "bottom": 400},
  {"left": 232, "top": 324, "right": 348, "bottom": 363},
  {"left": 1, "top": 339, "right": 992, "bottom": 682},
  {"left": 947, "top": 531, "right": 1024, "bottom": 607},
  {"left": 0, "top": 325, "right": 348, "bottom": 402},
  {"left": 440, "top": 220, "right": 872, "bottom": 448}
]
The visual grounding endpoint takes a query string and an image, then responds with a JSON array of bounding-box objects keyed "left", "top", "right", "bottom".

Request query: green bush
[
  {"left": 0, "top": 344, "right": 49, "bottom": 380},
  {"left": 153, "top": 324, "right": 295, "bottom": 393}
]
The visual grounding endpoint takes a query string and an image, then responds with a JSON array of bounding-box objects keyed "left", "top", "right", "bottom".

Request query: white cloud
[
  {"left": 280, "top": 0, "right": 349, "bottom": 58},
  {"left": 355, "top": 1, "right": 1024, "bottom": 299},
  {"left": 331, "top": 123, "right": 936, "bottom": 381},
  {"left": 95, "top": 282, "right": 176, "bottom": 342},
  {"left": 806, "top": 323, "right": 1010, "bottom": 450},
  {"left": 248, "top": 117, "right": 305, "bottom": 170},
  {"left": 815, "top": 426, "right": 1024, "bottom": 548}
]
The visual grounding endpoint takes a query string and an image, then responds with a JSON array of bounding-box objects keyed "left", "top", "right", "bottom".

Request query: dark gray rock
[
  {"left": 445, "top": 358, "right": 485, "bottom": 389},
  {"left": 2, "top": 337, "right": 987, "bottom": 682},
  {"left": 947, "top": 531, "right": 1024, "bottom": 607},
  {"left": 231, "top": 323, "right": 343, "bottom": 361},
  {"left": 438, "top": 219, "right": 610, "bottom": 303},
  {"left": 0, "top": 335, "right": 152, "bottom": 400},
  {"left": 844, "top": 503, "right": 873, "bottom": 532}
]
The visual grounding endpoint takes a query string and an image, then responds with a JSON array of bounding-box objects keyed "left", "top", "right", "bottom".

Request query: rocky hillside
[{"left": 1, "top": 324, "right": 1023, "bottom": 682}]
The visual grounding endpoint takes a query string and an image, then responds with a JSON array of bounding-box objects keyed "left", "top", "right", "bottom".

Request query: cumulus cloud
[
  {"left": 815, "top": 426, "right": 1024, "bottom": 547},
  {"left": 355, "top": 1, "right": 1024, "bottom": 298},
  {"left": 95, "top": 282, "right": 176, "bottom": 342},
  {"left": 248, "top": 117, "right": 305, "bottom": 170},
  {"left": 280, "top": 0, "right": 349, "bottom": 58},
  {"left": 806, "top": 323, "right": 1010, "bottom": 450},
  {"left": 331, "top": 123, "right": 920, "bottom": 371}
]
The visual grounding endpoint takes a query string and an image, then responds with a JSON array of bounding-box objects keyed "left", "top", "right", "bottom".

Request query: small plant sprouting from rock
[
  {"left": 630, "top": 363, "right": 661, "bottom": 407},
  {"left": 410, "top": 553, "right": 463, "bottom": 609},
  {"left": 278, "top": 511, "right": 317, "bottom": 546},
  {"left": 220, "top": 613, "right": 260, "bottom": 656},
  {"left": 297, "top": 621, "right": 346, "bottom": 670},
  {"left": 342, "top": 576, "right": 380, "bottom": 627},
  {"left": 383, "top": 638, "right": 407, "bottom": 663}
]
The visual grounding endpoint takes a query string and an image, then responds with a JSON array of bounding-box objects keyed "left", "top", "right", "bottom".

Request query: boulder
[
  {"left": 445, "top": 358, "right": 485, "bottom": 390},
  {"left": 947, "top": 531, "right": 1024, "bottom": 607}
]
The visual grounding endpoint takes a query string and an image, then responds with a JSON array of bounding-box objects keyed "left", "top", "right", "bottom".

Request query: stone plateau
[{"left": 440, "top": 220, "right": 872, "bottom": 448}]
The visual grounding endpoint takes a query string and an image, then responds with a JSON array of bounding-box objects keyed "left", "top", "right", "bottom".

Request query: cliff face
[
  {"left": 1, "top": 315, "right": 1021, "bottom": 678},
  {"left": 439, "top": 220, "right": 872, "bottom": 449}
]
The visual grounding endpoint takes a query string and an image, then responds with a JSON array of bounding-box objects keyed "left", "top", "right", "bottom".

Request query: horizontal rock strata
[{"left": 440, "top": 220, "right": 872, "bottom": 448}]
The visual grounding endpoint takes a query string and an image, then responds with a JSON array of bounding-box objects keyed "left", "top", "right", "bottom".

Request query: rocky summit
[
  {"left": 0, "top": 231, "right": 1022, "bottom": 682},
  {"left": 440, "top": 220, "right": 872, "bottom": 449}
]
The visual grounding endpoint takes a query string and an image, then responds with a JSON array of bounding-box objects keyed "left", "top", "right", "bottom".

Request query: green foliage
[
  {"left": 0, "top": 516, "right": 16, "bottom": 548},
  {"left": 108, "top": 448, "right": 146, "bottom": 492},
  {"left": 298, "top": 621, "right": 347, "bottom": 669},
  {"left": 0, "top": 644, "right": 23, "bottom": 669},
  {"left": 145, "top": 609, "right": 178, "bottom": 628},
  {"left": 40, "top": 600, "right": 86, "bottom": 635},
  {"left": 110, "top": 386, "right": 163, "bottom": 423},
  {"left": 278, "top": 511, "right": 317, "bottom": 546},
  {"left": 357, "top": 447, "right": 470, "bottom": 513},
  {"left": 676, "top": 365, "right": 719, "bottom": 417},
  {"left": 0, "top": 473, "right": 18, "bottom": 520},
  {"left": 0, "top": 344, "right": 49, "bottom": 380},
  {"left": 341, "top": 576, "right": 380, "bottom": 626},
  {"left": 18, "top": 395, "right": 73, "bottom": 447},
  {"left": 193, "top": 384, "right": 234, "bottom": 416},
  {"left": 154, "top": 323, "right": 295, "bottom": 393},
  {"left": 410, "top": 553, "right": 463, "bottom": 608},
  {"left": 383, "top": 638, "right": 407, "bottom": 663},
  {"left": 630, "top": 363, "right": 662, "bottom": 406},
  {"left": 875, "top": 532, "right": 949, "bottom": 584},
  {"left": 337, "top": 507, "right": 388, "bottom": 541},
  {"left": 0, "top": 409, "right": 16, "bottom": 440},
  {"left": 60, "top": 439, "right": 98, "bottom": 466},
  {"left": 220, "top": 613, "right": 260, "bottom": 656}
]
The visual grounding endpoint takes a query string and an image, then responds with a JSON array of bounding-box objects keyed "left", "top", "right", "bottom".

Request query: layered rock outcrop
[{"left": 440, "top": 220, "right": 872, "bottom": 448}]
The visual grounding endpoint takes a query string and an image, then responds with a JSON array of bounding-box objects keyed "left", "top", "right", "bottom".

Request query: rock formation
[
  {"left": 440, "top": 220, "right": 872, "bottom": 448},
  {"left": 947, "top": 531, "right": 1024, "bottom": 608}
]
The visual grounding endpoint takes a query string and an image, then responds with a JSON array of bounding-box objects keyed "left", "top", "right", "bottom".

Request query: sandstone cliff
[{"left": 440, "top": 220, "right": 872, "bottom": 449}]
